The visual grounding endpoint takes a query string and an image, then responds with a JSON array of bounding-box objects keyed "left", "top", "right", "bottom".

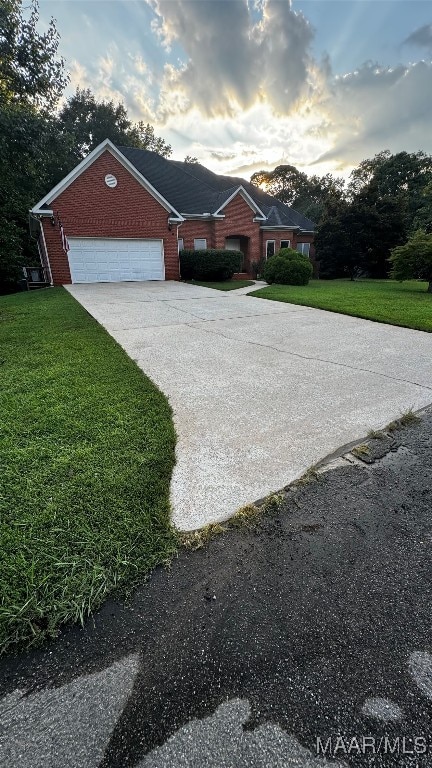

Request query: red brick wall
[
  {"left": 261, "top": 230, "right": 295, "bottom": 259},
  {"left": 42, "top": 150, "right": 180, "bottom": 284},
  {"left": 177, "top": 199, "right": 316, "bottom": 276},
  {"left": 214, "top": 195, "right": 260, "bottom": 272},
  {"left": 180, "top": 220, "right": 215, "bottom": 249},
  {"left": 261, "top": 230, "right": 317, "bottom": 275},
  {"left": 178, "top": 196, "right": 261, "bottom": 273}
]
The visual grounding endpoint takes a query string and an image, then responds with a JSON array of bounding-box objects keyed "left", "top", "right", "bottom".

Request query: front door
[{"left": 225, "top": 238, "right": 243, "bottom": 271}]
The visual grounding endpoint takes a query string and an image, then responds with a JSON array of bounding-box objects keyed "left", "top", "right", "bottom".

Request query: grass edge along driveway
[
  {"left": 0, "top": 288, "right": 177, "bottom": 655},
  {"left": 250, "top": 279, "right": 432, "bottom": 333},
  {"left": 184, "top": 279, "right": 255, "bottom": 291}
]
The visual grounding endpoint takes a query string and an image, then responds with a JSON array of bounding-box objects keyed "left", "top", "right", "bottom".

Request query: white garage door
[{"left": 67, "top": 238, "right": 164, "bottom": 283}]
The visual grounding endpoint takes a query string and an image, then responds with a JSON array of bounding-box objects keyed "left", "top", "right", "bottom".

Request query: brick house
[{"left": 30, "top": 139, "right": 315, "bottom": 285}]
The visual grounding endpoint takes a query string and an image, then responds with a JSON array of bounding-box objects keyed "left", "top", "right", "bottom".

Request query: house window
[
  {"left": 266, "top": 240, "right": 275, "bottom": 259},
  {"left": 178, "top": 237, "right": 184, "bottom": 253},
  {"left": 194, "top": 238, "right": 207, "bottom": 250},
  {"left": 280, "top": 239, "right": 291, "bottom": 249},
  {"left": 297, "top": 242, "right": 310, "bottom": 257}
]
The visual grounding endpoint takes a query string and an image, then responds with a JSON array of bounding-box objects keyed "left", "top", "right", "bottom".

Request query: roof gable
[
  {"left": 31, "top": 139, "right": 183, "bottom": 219},
  {"left": 212, "top": 186, "right": 266, "bottom": 219}
]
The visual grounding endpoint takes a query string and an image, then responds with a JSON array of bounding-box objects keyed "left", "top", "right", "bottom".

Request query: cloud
[
  {"left": 68, "top": 48, "right": 156, "bottom": 122},
  {"left": 150, "top": 0, "right": 314, "bottom": 118},
  {"left": 316, "top": 60, "right": 432, "bottom": 166},
  {"left": 403, "top": 24, "right": 432, "bottom": 52},
  {"left": 55, "top": 0, "right": 432, "bottom": 179}
]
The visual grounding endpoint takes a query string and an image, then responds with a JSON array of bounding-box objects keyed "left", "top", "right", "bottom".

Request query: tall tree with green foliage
[
  {"left": 314, "top": 197, "right": 365, "bottom": 279},
  {"left": 250, "top": 164, "right": 344, "bottom": 223},
  {"left": 250, "top": 165, "right": 310, "bottom": 207},
  {"left": 390, "top": 231, "right": 432, "bottom": 293},
  {"left": 348, "top": 150, "right": 432, "bottom": 231},
  {"left": 59, "top": 88, "right": 172, "bottom": 163},
  {"left": 0, "top": 0, "right": 69, "bottom": 292}
]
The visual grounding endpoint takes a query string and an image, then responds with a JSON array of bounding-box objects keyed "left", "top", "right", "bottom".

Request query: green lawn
[
  {"left": 250, "top": 279, "right": 432, "bottom": 332},
  {"left": 0, "top": 288, "right": 177, "bottom": 654},
  {"left": 185, "top": 279, "right": 255, "bottom": 291}
]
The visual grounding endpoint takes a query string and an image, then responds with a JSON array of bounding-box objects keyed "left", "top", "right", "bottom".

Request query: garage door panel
[{"left": 67, "top": 238, "right": 164, "bottom": 283}]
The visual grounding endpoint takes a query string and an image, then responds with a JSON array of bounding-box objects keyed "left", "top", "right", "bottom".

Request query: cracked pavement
[
  {"left": 1, "top": 408, "right": 432, "bottom": 767},
  {"left": 66, "top": 281, "right": 432, "bottom": 529}
]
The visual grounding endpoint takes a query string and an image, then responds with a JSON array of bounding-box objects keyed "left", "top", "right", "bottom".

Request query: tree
[
  {"left": 412, "top": 181, "right": 432, "bottom": 234},
  {"left": 250, "top": 164, "right": 344, "bottom": 223},
  {"left": 297, "top": 173, "right": 345, "bottom": 223},
  {"left": 0, "top": 0, "right": 67, "bottom": 111},
  {"left": 349, "top": 184, "right": 407, "bottom": 278},
  {"left": 250, "top": 165, "right": 310, "bottom": 207},
  {"left": 59, "top": 89, "right": 172, "bottom": 163},
  {"left": 390, "top": 231, "right": 432, "bottom": 293},
  {"left": 315, "top": 198, "right": 364, "bottom": 279},
  {"left": 124, "top": 121, "right": 172, "bottom": 157},
  {"left": 348, "top": 150, "right": 432, "bottom": 232},
  {"left": 184, "top": 155, "right": 198, "bottom": 163},
  {"left": 0, "top": 0, "right": 69, "bottom": 293}
]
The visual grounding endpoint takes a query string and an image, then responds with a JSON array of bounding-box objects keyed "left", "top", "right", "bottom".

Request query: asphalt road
[{"left": 1, "top": 408, "right": 432, "bottom": 767}]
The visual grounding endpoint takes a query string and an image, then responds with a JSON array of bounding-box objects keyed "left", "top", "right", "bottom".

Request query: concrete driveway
[{"left": 66, "top": 281, "right": 432, "bottom": 530}]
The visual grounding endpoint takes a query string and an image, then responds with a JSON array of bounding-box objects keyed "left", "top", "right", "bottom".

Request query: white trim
[
  {"left": 39, "top": 219, "right": 53, "bottom": 285},
  {"left": 32, "top": 208, "right": 54, "bottom": 216},
  {"left": 31, "top": 139, "right": 184, "bottom": 220},
  {"left": 265, "top": 239, "right": 276, "bottom": 259},
  {"left": 180, "top": 213, "right": 225, "bottom": 220},
  {"left": 280, "top": 239, "right": 291, "bottom": 249},
  {"left": 194, "top": 238, "right": 207, "bottom": 250},
  {"left": 296, "top": 242, "right": 311, "bottom": 256},
  {"left": 66, "top": 235, "right": 163, "bottom": 241},
  {"left": 213, "top": 186, "right": 266, "bottom": 219},
  {"left": 260, "top": 225, "right": 299, "bottom": 231}
]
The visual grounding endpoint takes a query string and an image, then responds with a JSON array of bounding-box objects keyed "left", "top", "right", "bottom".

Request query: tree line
[
  {"left": 1, "top": 1, "right": 431, "bottom": 293},
  {"left": 250, "top": 152, "right": 432, "bottom": 281}
]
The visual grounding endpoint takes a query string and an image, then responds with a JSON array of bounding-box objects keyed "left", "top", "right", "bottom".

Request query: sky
[{"left": 39, "top": 0, "right": 432, "bottom": 180}]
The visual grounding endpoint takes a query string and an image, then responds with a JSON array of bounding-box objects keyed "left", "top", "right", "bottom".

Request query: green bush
[
  {"left": 180, "top": 249, "right": 242, "bottom": 281},
  {"left": 263, "top": 247, "right": 313, "bottom": 285}
]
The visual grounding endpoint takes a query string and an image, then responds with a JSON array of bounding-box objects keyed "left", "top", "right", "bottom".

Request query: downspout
[
  {"left": 176, "top": 221, "right": 184, "bottom": 281},
  {"left": 29, "top": 213, "right": 54, "bottom": 286}
]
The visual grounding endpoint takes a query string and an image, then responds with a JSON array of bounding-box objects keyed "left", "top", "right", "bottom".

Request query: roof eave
[
  {"left": 31, "top": 138, "right": 184, "bottom": 221},
  {"left": 30, "top": 208, "right": 54, "bottom": 216},
  {"left": 260, "top": 224, "right": 300, "bottom": 231},
  {"left": 180, "top": 213, "right": 225, "bottom": 220}
]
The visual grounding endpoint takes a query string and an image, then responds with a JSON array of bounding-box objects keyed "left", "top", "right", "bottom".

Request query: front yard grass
[
  {"left": 250, "top": 279, "right": 432, "bottom": 332},
  {"left": 0, "top": 288, "right": 177, "bottom": 654},
  {"left": 185, "top": 279, "right": 255, "bottom": 291}
]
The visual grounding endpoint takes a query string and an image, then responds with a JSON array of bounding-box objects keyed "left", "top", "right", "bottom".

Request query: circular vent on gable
[{"left": 105, "top": 174, "right": 118, "bottom": 188}]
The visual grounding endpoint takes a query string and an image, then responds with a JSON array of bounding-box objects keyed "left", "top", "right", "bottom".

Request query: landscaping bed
[
  {"left": 0, "top": 288, "right": 177, "bottom": 654},
  {"left": 250, "top": 279, "right": 432, "bottom": 332}
]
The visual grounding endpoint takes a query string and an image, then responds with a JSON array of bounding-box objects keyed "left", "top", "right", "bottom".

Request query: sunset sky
[{"left": 40, "top": 0, "right": 432, "bottom": 179}]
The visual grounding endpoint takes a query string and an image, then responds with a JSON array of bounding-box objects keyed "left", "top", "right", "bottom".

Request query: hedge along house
[{"left": 30, "top": 139, "right": 315, "bottom": 285}]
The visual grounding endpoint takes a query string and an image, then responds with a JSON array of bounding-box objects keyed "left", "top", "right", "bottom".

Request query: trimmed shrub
[
  {"left": 180, "top": 249, "right": 242, "bottom": 281},
  {"left": 263, "top": 247, "right": 313, "bottom": 285}
]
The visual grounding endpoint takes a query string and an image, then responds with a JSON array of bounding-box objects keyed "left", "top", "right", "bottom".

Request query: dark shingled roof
[{"left": 117, "top": 146, "right": 315, "bottom": 232}]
